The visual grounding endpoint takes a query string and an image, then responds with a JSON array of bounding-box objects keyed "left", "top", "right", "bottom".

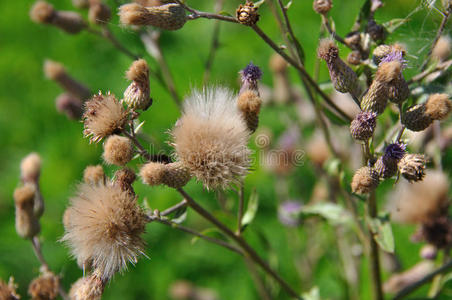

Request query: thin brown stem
[
  {"left": 367, "top": 192, "right": 384, "bottom": 300},
  {"left": 243, "top": 258, "right": 273, "bottom": 300},
  {"left": 420, "top": 8, "right": 451, "bottom": 71},
  {"left": 161, "top": 199, "right": 188, "bottom": 217},
  {"left": 321, "top": 14, "right": 347, "bottom": 46},
  {"left": 174, "top": 0, "right": 238, "bottom": 23},
  {"left": 31, "top": 237, "right": 70, "bottom": 300},
  {"left": 176, "top": 187, "right": 302, "bottom": 299},
  {"left": 277, "top": 0, "right": 305, "bottom": 64}
]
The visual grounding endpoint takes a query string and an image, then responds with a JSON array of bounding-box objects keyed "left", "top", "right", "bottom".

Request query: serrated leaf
[
  {"left": 301, "top": 203, "right": 352, "bottom": 225},
  {"left": 241, "top": 188, "right": 259, "bottom": 229},
  {"left": 302, "top": 286, "right": 320, "bottom": 300},
  {"left": 366, "top": 213, "right": 395, "bottom": 253}
]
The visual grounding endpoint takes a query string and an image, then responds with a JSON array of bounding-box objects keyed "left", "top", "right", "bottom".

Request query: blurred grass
[{"left": 0, "top": 0, "right": 449, "bottom": 299}]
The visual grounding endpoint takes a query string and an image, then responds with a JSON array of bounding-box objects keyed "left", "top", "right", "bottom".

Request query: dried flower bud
[
  {"left": 367, "top": 20, "right": 386, "bottom": 42},
  {"left": 269, "top": 53, "right": 288, "bottom": 74},
  {"left": 21, "top": 152, "right": 42, "bottom": 183},
  {"left": 83, "top": 165, "right": 105, "bottom": 184},
  {"left": 28, "top": 271, "right": 59, "bottom": 300},
  {"left": 318, "top": 39, "right": 360, "bottom": 98},
  {"left": 124, "top": 59, "right": 151, "bottom": 110},
  {"left": 347, "top": 50, "right": 362, "bottom": 65},
  {"left": 72, "top": 0, "right": 90, "bottom": 9},
  {"left": 239, "top": 62, "right": 262, "bottom": 93},
  {"left": 398, "top": 154, "right": 427, "bottom": 182},
  {"left": 44, "top": 60, "right": 91, "bottom": 100},
  {"left": 119, "top": 3, "right": 187, "bottom": 30},
  {"left": 14, "top": 185, "right": 40, "bottom": 239},
  {"left": 102, "top": 135, "right": 134, "bottom": 166},
  {"left": 351, "top": 166, "right": 379, "bottom": 194},
  {"left": 31, "top": 1, "right": 86, "bottom": 34},
  {"left": 432, "top": 35, "right": 451, "bottom": 62},
  {"left": 313, "top": 0, "right": 332, "bottom": 14},
  {"left": 114, "top": 168, "right": 136, "bottom": 194},
  {"left": 69, "top": 274, "right": 104, "bottom": 300},
  {"left": 425, "top": 93, "right": 451, "bottom": 120},
  {"left": 374, "top": 143, "right": 406, "bottom": 178},
  {"left": 350, "top": 111, "right": 377, "bottom": 141},
  {"left": 0, "top": 277, "right": 20, "bottom": 300},
  {"left": 83, "top": 92, "right": 128, "bottom": 143},
  {"left": 88, "top": 2, "right": 111, "bottom": 25},
  {"left": 56, "top": 93, "right": 84, "bottom": 120},
  {"left": 344, "top": 31, "right": 361, "bottom": 49},
  {"left": 421, "top": 216, "right": 452, "bottom": 249},
  {"left": 402, "top": 104, "right": 433, "bottom": 131},
  {"left": 140, "top": 161, "right": 191, "bottom": 188},
  {"left": 237, "top": 90, "right": 262, "bottom": 133},
  {"left": 236, "top": 1, "right": 259, "bottom": 26}
]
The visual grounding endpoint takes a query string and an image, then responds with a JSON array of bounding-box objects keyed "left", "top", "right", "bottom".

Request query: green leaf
[
  {"left": 322, "top": 106, "right": 349, "bottom": 126},
  {"left": 302, "top": 286, "right": 320, "bottom": 300},
  {"left": 301, "top": 203, "right": 352, "bottom": 226},
  {"left": 241, "top": 188, "right": 259, "bottom": 229},
  {"left": 366, "top": 213, "right": 395, "bottom": 253}
]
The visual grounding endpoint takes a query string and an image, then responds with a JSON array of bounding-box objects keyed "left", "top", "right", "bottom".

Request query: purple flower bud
[
  {"left": 239, "top": 62, "right": 262, "bottom": 93},
  {"left": 379, "top": 50, "right": 407, "bottom": 68},
  {"left": 384, "top": 143, "right": 406, "bottom": 160},
  {"left": 278, "top": 200, "right": 302, "bottom": 227}
]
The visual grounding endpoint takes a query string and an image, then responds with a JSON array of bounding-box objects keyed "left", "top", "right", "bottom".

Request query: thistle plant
[{"left": 3, "top": 0, "right": 452, "bottom": 299}]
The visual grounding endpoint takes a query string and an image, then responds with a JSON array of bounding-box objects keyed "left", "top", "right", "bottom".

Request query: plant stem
[
  {"left": 161, "top": 199, "right": 188, "bottom": 217},
  {"left": 367, "top": 191, "right": 384, "bottom": 300},
  {"left": 86, "top": 26, "right": 140, "bottom": 60},
  {"left": 31, "top": 237, "right": 70, "bottom": 300},
  {"left": 320, "top": 14, "right": 347, "bottom": 46},
  {"left": 176, "top": 187, "right": 302, "bottom": 299},
  {"left": 393, "top": 259, "right": 452, "bottom": 300},
  {"left": 277, "top": 0, "right": 305, "bottom": 64}
]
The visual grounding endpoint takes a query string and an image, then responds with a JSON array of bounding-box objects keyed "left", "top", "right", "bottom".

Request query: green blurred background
[{"left": 0, "top": 0, "right": 450, "bottom": 299}]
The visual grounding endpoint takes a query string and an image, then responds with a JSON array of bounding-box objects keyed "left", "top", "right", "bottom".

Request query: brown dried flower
[
  {"left": 119, "top": 3, "right": 187, "bottom": 30},
  {"left": 237, "top": 89, "right": 262, "bottom": 133},
  {"left": 69, "top": 273, "right": 104, "bottom": 300},
  {"left": 20, "top": 152, "right": 42, "bottom": 183},
  {"left": 83, "top": 165, "right": 105, "bottom": 185},
  {"left": 425, "top": 93, "right": 451, "bottom": 120},
  {"left": 398, "top": 154, "right": 427, "bottom": 182},
  {"left": 0, "top": 277, "right": 20, "bottom": 300},
  {"left": 313, "top": 0, "right": 332, "bottom": 14},
  {"left": 140, "top": 161, "right": 191, "bottom": 189},
  {"left": 14, "top": 185, "right": 40, "bottom": 239},
  {"left": 102, "top": 135, "right": 134, "bottom": 166},
  {"left": 83, "top": 92, "right": 128, "bottom": 143},
  {"left": 124, "top": 59, "right": 152, "bottom": 110},
  {"left": 236, "top": 1, "right": 259, "bottom": 26},
  {"left": 351, "top": 166, "right": 379, "bottom": 194},
  {"left": 28, "top": 271, "right": 59, "bottom": 300}
]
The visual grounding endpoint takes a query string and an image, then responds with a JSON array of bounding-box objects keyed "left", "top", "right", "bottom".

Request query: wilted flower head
[
  {"left": 239, "top": 62, "right": 262, "bottom": 93},
  {"left": 384, "top": 143, "right": 406, "bottom": 160},
  {"left": 62, "top": 182, "right": 147, "bottom": 280},
  {"left": 172, "top": 87, "right": 250, "bottom": 189},
  {"left": 350, "top": 111, "right": 377, "bottom": 141},
  {"left": 236, "top": 1, "right": 260, "bottom": 26},
  {"left": 0, "top": 277, "right": 20, "bottom": 300},
  {"left": 28, "top": 271, "right": 59, "bottom": 300},
  {"left": 69, "top": 274, "right": 104, "bottom": 300},
  {"left": 351, "top": 166, "right": 379, "bottom": 194},
  {"left": 398, "top": 154, "right": 427, "bottom": 182},
  {"left": 83, "top": 92, "right": 128, "bottom": 143}
]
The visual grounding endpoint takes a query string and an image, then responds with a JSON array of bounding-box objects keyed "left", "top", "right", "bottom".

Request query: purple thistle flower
[
  {"left": 384, "top": 142, "right": 406, "bottom": 160},
  {"left": 278, "top": 200, "right": 303, "bottom": 227},
  {"left": 239, "top": 62, "right": 262, "bottom": 93},
  {"left": 379, "top": 50, "right": 407, "bottom": 68}
]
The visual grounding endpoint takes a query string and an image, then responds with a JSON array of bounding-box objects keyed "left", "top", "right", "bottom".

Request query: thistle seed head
[
  {"left": 432, "top": 35, "right": 451, "bottom": 62},
  {"left": 237, "top": 89, "right": 262, "bottom": 133},
  {"left": 83, "top": 165, "right": 105, "bottom": 185},
  {"left": 425, "top": 93, "right": 451, "bottom": 120},
  {"left": 0, "top": 277, "right": 20, "bottom": 300},
  {"left": 398, "top": 153, "right": 427, "bottom": 182},
  {"left": 102, "top": 135, "right": 134, "bottom": 166},
  {"left": 119, "top": 3, "right": 187, "bottom": 30},
  {"left": 124, "top": 59, "right": 151, "bottom": 110},
  {"left": 350, "top": 111, "right": 377, "bottom": 141},
  {"left": 83, "top": 92, "right": 128, "bottom": 143},
  {"left": 28, "top": 271, "right": 59, "bottom": 300},
  {"left": 69, "top": 274, "right": 104, "bottom": 300},
  {"left": 351, "top": 166, "right": 379, "bottom": 194}
]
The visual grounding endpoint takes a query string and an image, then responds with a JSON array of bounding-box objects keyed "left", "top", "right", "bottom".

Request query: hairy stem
[{"left": 367, "top": 192, "right": 384, "bottom": 300}]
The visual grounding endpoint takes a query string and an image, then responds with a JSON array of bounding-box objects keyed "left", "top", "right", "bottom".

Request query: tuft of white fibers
[
  {"left": 62, "top": 182, "right": 147, "bottom": 281},
  {"left": 172, "top": 87, "right": 251, "bottom": 190}
]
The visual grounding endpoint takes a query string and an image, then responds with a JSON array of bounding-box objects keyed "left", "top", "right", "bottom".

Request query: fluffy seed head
[
  {"left": 387, "top": 170, "right": 450, "bottom": 224},
  {"left": 140, "top": 162, "right": 166, "bottom": 186},
  {"left": 20, "top": 152, "right": 42, "bottom": 183},
  {"left": 28, "top": 271, "right": 59, "bottom": 300},
  {"left": 425, "top": 93, "right": 451, "bottom": 120},
  {"left": 62, "top": 183, "right": 147, "bottom": 280},
  {"left": 83, "top": 165, "right": 105, "bottom": 185},
  {"left": 317, "top": 39, "right": 338, "bottom": 64},
  {"left": 350, "top": 111, "right": 377, "bottom": 141},
  {"left": 69, "top": 274, "right": 104, "bottom": 300},
  {"left": 119, "top": 3, "right": 187, "bottom": 30},
  {"left": 102, "top": 135, "right": 134, "bottom": 166},
  {"left": 236, "top": 2, "right": 259, "bottom": 26},
  {"left": 30, "top": 1, "right": 55, "bottom": 23},
  {"left": 432, "top": 35, "right": 451, "bottom": 62},
  {"left": 351, "top": 166, "right": 379, "bottom": 194},
  {"left": 83, "top": 92, "right": 128, "bottom": 143},
  {"left": 88, "top": 2, "right": 111, "bottom": 25},
  {"left": 313, "top": 0, "right": 332, "bottom": 14},
  {"left": 172, "top": 87, "right": 251, "bottom": 189},
  {"left": 398, "top": 154, "right": 427, "bottom": 182},
  {"left": 0, "top": 277, "right": 20, "bottom": 300}
]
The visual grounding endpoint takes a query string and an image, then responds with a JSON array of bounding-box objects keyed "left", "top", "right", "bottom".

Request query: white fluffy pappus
[{"left": 172, "top": 87, "right": 251, "bottom": 190}]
